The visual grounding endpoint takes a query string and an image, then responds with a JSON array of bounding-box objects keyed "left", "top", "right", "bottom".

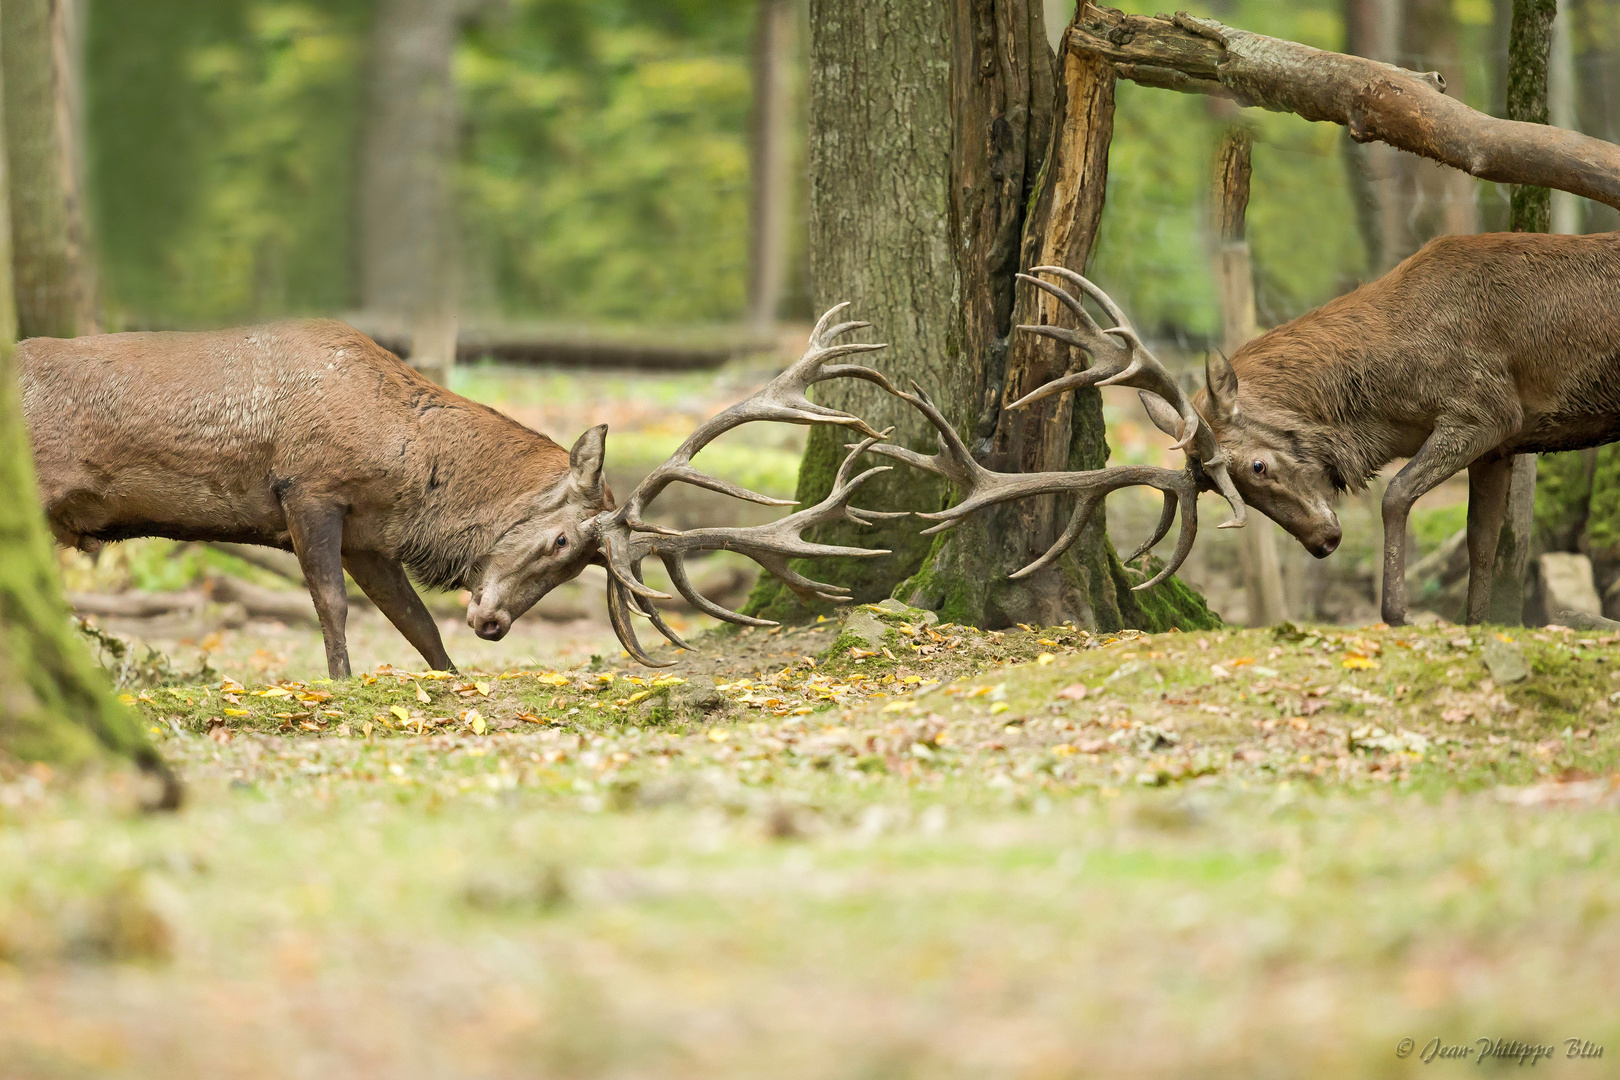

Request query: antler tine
[
  {"left": 628, "top": 562, "right": 696, "bottom": 652},
  {"left": 591, "top": 336, "right": 903, "bottom": 665},
  {"left": 1008, "top": 269, "right": 1245, "bottom": 528},
  {"left": 1029, "top": 265, "right": 1135, "bottom": 332},
  {"left": 1124, "top": 490, "right": 1180, "bottom": 565},
  {"left": 614, "top": 303, "right": 895, "bottom": 530},
  {"left": 605, "top": 575, "right": 676, "bottom": 668},
  {"left": 859, "top": 263, "right": 1251, "bottom": 593}
]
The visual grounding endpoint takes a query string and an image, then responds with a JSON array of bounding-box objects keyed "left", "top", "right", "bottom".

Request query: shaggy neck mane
[
  {"left": 390, "top": 396, "right": 572, "bottom": 590},
  {"left": 1229, "top": 284, "right": 1405, "bottom": 493}
]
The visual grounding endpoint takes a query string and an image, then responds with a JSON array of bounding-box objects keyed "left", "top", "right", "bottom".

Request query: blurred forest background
[{"left": 80, "top": 0, "right": 1620, "bottom": 340}]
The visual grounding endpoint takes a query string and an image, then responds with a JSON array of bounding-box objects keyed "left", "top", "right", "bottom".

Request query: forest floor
[{"left": 5, "top": 609, "right": 1620, "bottom": 1078}]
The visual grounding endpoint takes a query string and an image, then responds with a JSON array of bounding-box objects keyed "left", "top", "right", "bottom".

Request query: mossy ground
[{"left": 6, "top": 619, "right": 1620, "bottom": 1076}]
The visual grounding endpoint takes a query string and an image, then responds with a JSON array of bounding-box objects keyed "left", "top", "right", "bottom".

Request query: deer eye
[
  {"left": 555, "top": 535, "right": 568, "bottom": 550},
  {"left": 1251, "top": 460, "right": 1267, "bottom": 477}
]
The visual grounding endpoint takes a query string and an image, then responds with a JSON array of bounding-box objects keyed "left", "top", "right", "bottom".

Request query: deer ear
[
  {"left": 1204, "top": 350, "right": 1239, "bottom": 421},
  {"left": 1138, "top": 391, "right": 1185, "bottom": 440},
  {"left": 569, "top": 424, "right": 608, "bottom": 503}
]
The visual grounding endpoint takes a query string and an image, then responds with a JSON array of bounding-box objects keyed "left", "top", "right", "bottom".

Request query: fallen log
[
  {"left": 1067, "top": 6, "right": 1620, "bottom": 210},
  {"left": 69, "top": 590, "right": 205, "bottom": 619}
]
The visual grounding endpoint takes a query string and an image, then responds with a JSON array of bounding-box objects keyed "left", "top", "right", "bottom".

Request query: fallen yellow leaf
[
  {"left": 1342, "top": 654, "right": 1379, "bottom": 670},
  {"left": 1036, "top": 653, "right": 1056, "bottom": 666},
  {"left": 536, "top": 673, "right": 569, "bottom": 686},
  {"left": 707, "top": 729, "right": 730, "bottom": 742},
  {"left": 390, "top": 705, "right": 410, "bottom": 723},
  {"left": 117, "top": 693, "right": 136, "bottom": 706},
  {"left": 415, "top": 682, "right": 431, "bottom": 703},
  {"left": 468, "top": 710, "right": 486, "bottom": 735},
  {"left": 223, "top": 708, "right": 250, "bottom": 717},
  {"left": 475, "top": 681, "right": 490, "bottom": 696}
]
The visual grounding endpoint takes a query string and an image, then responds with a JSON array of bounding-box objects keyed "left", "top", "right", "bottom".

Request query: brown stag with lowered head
[
  {"left": 880, "top": 231, "right": 1620, "bottom": 628},
  {"left": 21, "top": 306, "right": 902, "bottom": 677}
]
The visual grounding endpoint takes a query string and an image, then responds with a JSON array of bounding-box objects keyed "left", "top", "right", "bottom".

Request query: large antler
[
  {"left": 590, "top": 305, "right": 907, "bottom": 666},
  {"left": 866, "top": 268, "right": 1246, "bottom": 590}
]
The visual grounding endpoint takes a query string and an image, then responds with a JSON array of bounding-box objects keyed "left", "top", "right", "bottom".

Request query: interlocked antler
[
  {"left": 590, "top": 305, "right": 907, "bottom": 666},
  {"left": 866, "top": 268, "right": 1247, "bottom": 590}
]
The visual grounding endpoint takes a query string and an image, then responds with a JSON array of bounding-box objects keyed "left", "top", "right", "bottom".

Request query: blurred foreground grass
[{"left": 5, "top": 619, "right": 1620, "bottom": 1077}]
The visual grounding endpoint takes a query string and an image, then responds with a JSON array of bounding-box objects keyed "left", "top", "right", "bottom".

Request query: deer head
[
  {"left": 466, "top": 305, "right": 907, "bottom": 664},
  {"left": 1192, "top": 349, "right": 1342, "bottom": 558}
]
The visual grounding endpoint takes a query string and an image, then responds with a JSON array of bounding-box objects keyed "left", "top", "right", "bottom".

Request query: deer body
[
  {"left": 20, "top": 320, "right": 607, "bottom": 677},
  {"left": 1201, "top": 230, "right": 1620, "bottom": 625},
  {"left": 20, "top": 310, "right": 894, "bottom": 677}
]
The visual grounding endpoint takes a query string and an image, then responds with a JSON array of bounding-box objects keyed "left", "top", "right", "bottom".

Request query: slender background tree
[{"left": 0, "top": 13, "right": 171, "bottom": 800}]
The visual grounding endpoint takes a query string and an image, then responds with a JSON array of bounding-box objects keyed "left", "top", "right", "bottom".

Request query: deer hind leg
[
  {"left": 1381, "top": 425, "right": 1511, "bottom": 627},
  {"left": 284, "top": 500, "right": 351, "bottom": 678},
  {"left": 1464, "top": 455, "right": 1514, "bottom": 624},
  {"left": 344, "top": 551, "right": 457, "bottom": 674}
]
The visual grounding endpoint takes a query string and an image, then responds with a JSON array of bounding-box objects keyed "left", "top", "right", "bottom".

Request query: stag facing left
[{"left": 20, "top": 310, "right": 898, "bottom": 677}]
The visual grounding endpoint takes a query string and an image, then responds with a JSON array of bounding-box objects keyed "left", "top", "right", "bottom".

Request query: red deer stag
[
  {"left": 887, "top": 235, "right": 1620, "bottom": 627},
  {"left": 21, "top": 307, "right": 899, "bottom": 676}
]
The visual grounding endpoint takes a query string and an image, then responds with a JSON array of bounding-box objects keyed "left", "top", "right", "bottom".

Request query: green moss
[
  {"left": 1111, "top": 552, "right": 1222, "bottom": 633},
  {"left": 1585, "top": 444, "right": 1620, "bottom": 566},
  {"left": 0, "top": 333, "right": 160, "bottom": 777},
  {"left": 1534, "top": 450, "right": 1595, "bottom": 553},
  {"left": 742, "top": 427, "right": 951, "bottom": 624}
]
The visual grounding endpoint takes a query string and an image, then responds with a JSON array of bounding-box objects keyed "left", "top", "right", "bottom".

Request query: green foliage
[
  {"left": 1587, "top": 445, "right": 1620, "bottom": 564},
  {"left": 1412, "top": 502, "right": 1468, "bottom": 556},
  {"left": 88, "top": 0, "right": 373, "bottom": 326},
  {"left": 459, "top": 0, "right": 757, "bottom": 322}
]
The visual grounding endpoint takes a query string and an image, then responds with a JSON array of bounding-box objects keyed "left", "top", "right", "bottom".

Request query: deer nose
[
  {"left": 475, "top": 613, "right": 510, "bottom": 641},
  {"left": 1310, "top": 520, "right": 1342, "bottom": 558}
]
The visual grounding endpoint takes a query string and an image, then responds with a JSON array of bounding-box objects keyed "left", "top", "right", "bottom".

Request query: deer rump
[{"left": 19, "top": 313, "right": 899, "bottom": 678}]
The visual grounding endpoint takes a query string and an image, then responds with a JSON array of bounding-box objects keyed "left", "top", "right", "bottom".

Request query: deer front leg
[
  {"left": 284, "top": 501, "right": 352, "bottom": 678},
  {"left": 1464, "top": 455, "right": 1513, "bottom": 624},
  {"left": 1381, "top": 426, "right": 1506, "bottom": 626},
  {"left": 344, "top": 551, "right": 457, "bottom": 673}
]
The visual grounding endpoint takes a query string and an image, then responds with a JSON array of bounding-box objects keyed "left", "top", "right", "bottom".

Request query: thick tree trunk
[
  {"left": 743, "top": 0, "right": 964, "bottom": 621},
  {"left": 1, "top": 0, "right": 96, "bottom": 338},
  {"left": 894, "top": 4, "right": 1216, "bottom": 631},
  {"left": 1211, "top": 127, "right": 1287, "bottom": 626},
  {"left": 0, "top": 27, "right": 171, "bottom": 800},
  {"left": 359, "top": 0, "right": 479, "bottom": 386},
  {"left": 747, "top": 0, "right": 794, "bottom": 337},
  {"left": 1490, "top": 0, "right": 1558, "bottom": 624},
  {"left": 1064, "top": 5, "right": 1620, "bottom": 211}
]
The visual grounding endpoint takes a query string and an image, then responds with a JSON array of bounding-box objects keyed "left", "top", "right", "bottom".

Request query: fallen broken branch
[{"left": 1068, "top": 6, "right": 1620, "bottom": 210}]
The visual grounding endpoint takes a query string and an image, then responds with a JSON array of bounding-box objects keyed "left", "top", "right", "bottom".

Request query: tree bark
[
  {"left": 743, "top": 0, "right": 964, "bottom": 621},
  {"left": 1064, "top": 5, "right": 1620, "bottom": 211},
  {"left": 747, "top": 0, "right": 795, "bottom": 337},
  {"left": 1490, "top": 0, "right": 1558, "bottom": 624},
  {"left": 359, "top": 0, "right": 482, "bottom": 386},
  {"left": 752, "top": 0, "right": 1218, "bottom": 630},
  {"left": 0, "top": 24, "right": 171, "bottom": 801},
  {"left": 1, "top": 0, "right": 97, "bottom": 339},
  {"left": 1211, "top": 127, "right": 1287, "bottom": 626},
  {"left": 894, "top": 3, "right": 1216, "bottom": 631}
]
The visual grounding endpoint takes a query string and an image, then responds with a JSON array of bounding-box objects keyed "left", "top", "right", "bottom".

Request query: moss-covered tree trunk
[
  {"left": 1491, "top": 0, "right": 1559, "bottom": 624},
  {"left": 743, "top": 0, "right": 963, "bottom": 622},
  {"left": 750, "top": 0, "right": 1217, "bottom": 631},
  {"left": 0, "top": 0, "right": 97, "bottom": 338},
  {"left": 0, "top": 15, "right": 170, "bottom": 799}
]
